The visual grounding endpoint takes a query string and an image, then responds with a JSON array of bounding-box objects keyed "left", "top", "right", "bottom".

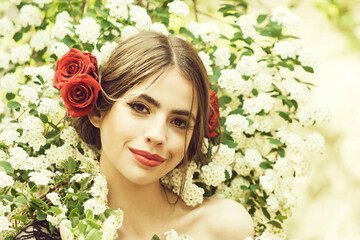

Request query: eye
[
  {"left": 171, "top": 118, "right": 189, "bottom": 129},
  {"left": 127, "top": 102, "right": 150, "bottom": 114}
]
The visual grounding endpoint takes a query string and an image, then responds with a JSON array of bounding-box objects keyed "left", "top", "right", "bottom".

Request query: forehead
[{"left": 123, "top": 67, "right": 198, "bottom": 115}]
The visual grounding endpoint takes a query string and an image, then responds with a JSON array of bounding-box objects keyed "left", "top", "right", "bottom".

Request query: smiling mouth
[{"left": 129, "top": 147, "right": 166, "bottom": 167}]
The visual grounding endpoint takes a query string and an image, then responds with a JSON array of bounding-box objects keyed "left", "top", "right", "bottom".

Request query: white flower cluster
[
  {"left": 212, "top": 144, "right": 235, "bottom": 165},
  {"left": 46, "top": 192, "right": 62, "bottom": 206},
  {"left": 218, "top": 69, "right": 252, "bottom": 94},
  {"left": 19, "top": 85, "right": 39, "bottom": 105},
  {"left": 236, "top": 55, "right": 260, "bottom": 76},
  {"left": 89, "top": 174, "right": 108, "bottom": 203},
  {"left": 297, "top": 104, "right": 331, "bottom": 126},
  {"left": 243, "top": 93, "right": 275, "bottom": 115},
  {"left": 0, "top": 171, "right": 14, "bottom": 188},
  {"left": 46, "top": 144, "right": 75, "bottom": 166},
  {"left": 225, "top": 114, "right": 249, "bottom": 133},
  {"left": 34, "top": 0, "right": 53, "bottom": 7},
  {"left": 234, "top": 149, "right": 263, "bottom": 176},
  {"left": 187, "top": 21, "right": 219, "bottom": 46},
  {"left": 105, "top": 0, "right": 132, "bottom": 19},
  {"left": 273, "top": 157, "right": 293, "bottom": 178},
  {"left": 19, "top": 5, "right": 43, "bottom": 27},
  {"left": 30, "top": 30, "right": 52, "bottom": 51},
  {"left": 253, "top": 72, "right": 272, "bottom": 94},
  {"left": 51, "top": 11, "right": 74, "bottom": 40},
  {"left": 283, "top": 78, "right": 310, "bottom": 101},
  {"left": 60, "top": 126, "right": 80, "bottom": 146},
  {"left": 29, "top": 169, "right": 55, "bottom": 185},
  {"left": 50, "top": 42, "right": 70, "bottom": 58},
  {"left": 20, "top": 116, "right": 46, "bottom": 151},
  {"left": 164, "top": 229, "right": 194, "bottom": 240},
  {"left": 38, "top": 97, "right": 61, "bottom": 119},
  {"left": 10, "top": 44, "right": 32, "bottom": 65},
  {"left": 259, "top": 169, "right": 278, "bottom": 193},
  {"left": 236, "top": 15, "right": 258, "bottom": 39},
  {"left": 129, "top": 5, "right": 152, "bottom": 30},
  {"left": 0, "top": 17, "right": 14, "bottom": 36},
  {"left": 276, "top": 128, "right": 306, "bottom": 154},
  {"left": 150, "top": 22, "right": 169, "bottom": 35},
  {"left": 213, "top": 47, "right": 230, "bottom": 67},
  {"left": 0, "top": 128, "right": 19, "bottom": 146},
  {"left": 273, "top": 41, "right": 300, "bottom": 59},
  {"left": 0, "top": 51, "right": 10, "bottom": 69},
  {"left": 298, "top": 47, "right": 318, "bottom": 67},
  {"left": 271, "top": 6, "right": 302, "bottom": 30},
  {"left": 75, "top": 17, "right": 101, "bottom": 45},
  {"left": 101, "top": 208, "right": 124, "bottom": 240},
  {"left": 92, "top": 41, "right": 118, "bottom": 66},
  {"left": 83, "top": 198, "right": 107, "bottom": 215},
  {"left": 197, "top": 51, "right": 213, "bottom": 75},
  {"left": 0, "top": 73, "right": 20, "bottom": 93},
  {"left": 168, "top": 0, "right": 190, "bottom": 16},
  {"left": 305, "top": 132, "right": 325, "bottom": 154},
  {"left": 70, "top": 173, "right": 90, "bottom": 183},
  {"left": 120, "top": 25, "right": 139, "bottom": 41},
  {"left": 0, "top": 216, "right": 12, "bottom": 233}
]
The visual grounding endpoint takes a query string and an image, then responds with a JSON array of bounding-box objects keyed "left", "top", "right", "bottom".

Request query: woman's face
[{"left": 94, "top": 67, "right": 198, "bottom": 185}]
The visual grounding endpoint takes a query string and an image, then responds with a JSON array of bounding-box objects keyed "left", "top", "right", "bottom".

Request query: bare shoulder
[{"left": 200, "top": 198, "right": 254, "bottom": 240}]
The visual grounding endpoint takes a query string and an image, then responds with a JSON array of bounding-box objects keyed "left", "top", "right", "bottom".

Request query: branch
[
  {"left": 67, "top": 0, "right": 77, "bottom": 22},
  {"left": 192, "top": 0, "right": 199, "bottom": 21},
  {"left": 83, "top": 0, "right": 89, "bottom": 15}
]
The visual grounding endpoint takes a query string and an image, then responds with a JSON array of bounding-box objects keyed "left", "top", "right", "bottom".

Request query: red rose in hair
[
  {"left": 60, "top": 74, "right": 101, "bottom": 118},
  {"left": 53, "top": 48, "right": 98, "bottom": 89},
  {"left": 206, "top": 89, "right": 220, "bottom": 138}
]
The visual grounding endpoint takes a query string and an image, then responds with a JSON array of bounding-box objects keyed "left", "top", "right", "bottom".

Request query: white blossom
[
  {"left": 29, "top": 170, "right": 55, "bottom": 185},
  {"left": 0, "top": 17, "right": 14, "bottom": 36},
  {"left": 236, "top": 15, "right": 258, "bottom": 39},
  {"left": 273, "top": 158, "right": 293, "bottom": 178},
  {"left": 234, "top": 155, "right": 252, "bottom": 176},
  {"left": 253, "top": 71, "right": 273, "bottom": 93},
  {"left": 259, "top": 169, "right": 278, "bottom": 193},
  {"left": 313, "top": 104, "right": 331, "bottom": 122},
  {"left": 213, "top": 47, "right": 230, "bottom": 67},
  {"left": 89, "top": 174, "right": 108, "bottom": 202},
  {"left": 83, "top": 198, "right": 107, "bottom": 215},
  {"left": 181, "top": 183, "right": 204, "bottom": 207},
  {"left": 102, "top": 208, "right": 124, "bottom": 240},
  {"left": 218, "top": 69, "right": 251, "bottom": 94},
  {"left": 271, "top": 6, "right": 303, "bottom": 30},
  {"left": 8, "top": 147, "right": 29, "bottom": 169},
  {"left": 50, "top": 42, "right": 70, "bottom": 58},
  {"left": 243, "top": 93, "right": 275, "bottom": 115},
  {"left": 75, "top": 17, "right": 101, "bottom": 45},
  {"left": 168, "top": 0, "right": 190, "bottom": 16},
  {"left": 46, "top": 192, "right": 61, "bottom": 205},
  {"left": 0, "top": 51, "right": 10, "bottom": 69},
  {"left": 19, "top": 5, "right": 43, "bottom": 27},
  {"left": 0, "top": 73, "right": 20, "bottom": 93},
  {"left": 236, "top": 55, "right": 260, "bottom": 76},
  {"left": 305, "top": 132, "right": 325, "bottom": 153},
  {"left": 187, "top": 21, "right": 219, "bottom": 46},
  {"left": 37, "top": 97, "right": 60, "bottom": 119},
  {"left": 201, "top": 162, "right": 226, "bottom": 187},
  {"left": 285, "top": 133, "right": 305, "bottom": 154},
  {"left": 30, "top": 30, "right": 51, "bottom": 51},
  {"left": 23, "top": 64, "right": 55, "bottom": 86},
  {"left": 273, "top": 41, "right": 299, "bottom": 59},
  {"left": 0, "top": 172, "right": 14, "bottom": 188},
  {"left": 69, "top": 173, "right": 91, "bottom": 183},
  {"left": 298, "top": 47, "right": 318, "bottom": 67},
  {"left": 244, "top": 148, "right": 262, "bottom": 169},
  {"left": 266, "top": 194, "right": 280, "bottom": 213},
  {"left": 164, "top": 229, "right": 194, "bottom": 240},
  {"left": 197, "top": 51, "right": 213, "bottom": 75},
  {"left": 92, "top": 41, "right": 118, "bottom": 66},
  {"left": 60, "top": 126, "right": 80, "bottom": 146},
  {"left": 10, "top": 44, "right": 32, "bottom": 64},
  {"left": 0, "top": 216, "right": 12, "bottom": 232},
  {"left": 150, "top": 22, "right": 169, "bottom": 36},
  {"left": 225, "top": 114, "right": 249, "bottom": 133},
  {"left": 212, "top": 144, "right": 235, "bottom": 165},
  {"left": 120, "top": 25, "right": 139, "bottom": 41},
  {"left": 34, "top": 0, "right": 53, "bottom": 7},
  {"left": 51, "top": 12, "right": 74, "bottom": 39},
  {"left": 105, "top": 0, "right": 132, "bottom": 19},
  {"left": 283, "top": 78, "right": 310, "bottom": 101},
  {"left": 129, "top": 5, "right": 152, "bottom": 30}
]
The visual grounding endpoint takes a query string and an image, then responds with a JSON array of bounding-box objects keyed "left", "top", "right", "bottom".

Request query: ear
[{"left": 88, "top": 110, "right": 103, "bottom": 128}]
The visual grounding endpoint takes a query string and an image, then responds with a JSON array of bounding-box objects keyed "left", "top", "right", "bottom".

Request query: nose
[{"left": 144, "top": 115, "right": 167, "bottom": 146}]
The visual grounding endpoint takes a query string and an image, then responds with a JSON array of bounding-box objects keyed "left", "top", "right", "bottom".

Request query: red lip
[{"left": 129, "top": 148, "right": 166, "bottom": 167}]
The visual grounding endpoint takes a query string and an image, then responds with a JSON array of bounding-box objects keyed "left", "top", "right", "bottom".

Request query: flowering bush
[{"left": 0, "top": 0, "right": 330, "bottom": 239}]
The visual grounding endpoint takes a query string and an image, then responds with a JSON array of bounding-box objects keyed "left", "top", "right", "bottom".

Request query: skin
[{"left": 60, "top": 67, "right": 254, "bottom": 240}]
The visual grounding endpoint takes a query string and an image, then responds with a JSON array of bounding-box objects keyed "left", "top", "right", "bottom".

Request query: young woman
[{"left": 17, "top": 32, "right": 254, "bottom": 240}]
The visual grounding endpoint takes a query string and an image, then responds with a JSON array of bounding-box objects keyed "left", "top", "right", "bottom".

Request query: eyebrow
[{"left": 138, "top": 94, "right": 196, "bottom": 122}]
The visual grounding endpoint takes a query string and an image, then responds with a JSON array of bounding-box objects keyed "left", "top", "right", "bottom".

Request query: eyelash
[{"left": 127, "top": 102, "right": 190, "bottom": 130}]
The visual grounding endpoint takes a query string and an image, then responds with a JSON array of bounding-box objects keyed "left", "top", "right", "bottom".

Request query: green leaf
[
  {"left": 39, "top": 113, "right": 48, "bottom": 123},
  {"left": 278, "top": 147, "right": 285, "bottom": 157},
  {"left": 61, "top": 35, "right": 76, "bottom": 47},
  {"left": 240, "top": 185, "right": 249, "bottom": 190},
  {"left": 85, "top": 209, "right": 94, "bottom": 219},
  {"left": 250, "top": 184, "right": 259, "bottom": 190},
  {"left": 50, "top": 206, "right": 62, "bottom": 215},
  {"left": 268, "top": 220, "right": 282, "bottom": 228},
  {"left": 278, "top": 111, "right": 292, "bottom": 123},
  {"left": 218, "top": 95, "right": 231, "bottom": 107},
  {"left": 302, "top": 66, "right": 314, "bottom": 73},
  {"left": 179, "top": 27, "right": 195, "bottom": 40},
  {"left": 260, "top": 22, "right": 282, "bottom": 38},
  {"left": 269, "top": 138, "right": 282, "bottom": 145},
  {"left": 85, "top": 229, "right": 103, "bottom": 240},
  {"left": 100, "top": 20, "right": 111, "bottom": 29},
  {"left": 29, "top": 109, "right": 38, "bottom": 116},
  {"left": 16, "top": 196, "right": 28, "bottom": 203},
  {"left": 67, "top": 157, "right": 78, "bottom": 173},
  {"left": 257, "top": 14, "right": 267, "bottom": 24},
  {"left": 5, "top": 93, "right": 16, "bottom": 100},
  {"left": 2, "top": 194, "right": 14, "bottom": 202},
  {"left": 259, "top": 162, "right": 272, "bottom": 169},
  {"left": 83, "top": 43, "right": 94, "bottom": 52},
  {"left": 44, "top": 130, "right": 59, "bottom": 139},
  {"left": 209, "top": 68, "right": 221, "bottom": 83},
  {"left": 262, "top": 207, "right": 271, "bottom": 220},
  {"left": 58, "top": 3, "right": 68, "bottom": 12},
  {"left": 225, "top": 169, "right": 231, "bottom": 180},
  {"left": 0, "top": 161, "right": 14, "bottom": 173},
  {"left": 151, "top": 235, "right": 161, "bottom": 240},
  {"left": 37, "top": 210, "right": 47, "bottom": 221},
  {"left": 13, "top": 30, "right": 23, "bottom": 42},
  {"left": 7, "top": 101, "right": 21, "bottom": 110}
]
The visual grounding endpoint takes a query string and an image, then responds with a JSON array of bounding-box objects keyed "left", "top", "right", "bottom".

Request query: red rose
[
  {"left": 60, "top": 74, "right": 101, "bottom": 118},
  {"left": 206, "top": 89, "right": 220, "bottom": 138},
  {"left": 53, "top": 48, "right": 98, "bottom": 89}
]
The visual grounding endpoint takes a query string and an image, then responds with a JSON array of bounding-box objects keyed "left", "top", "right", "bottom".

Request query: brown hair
[{"left": 73, "top": 31, "right": 210, "bottom": 172}]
